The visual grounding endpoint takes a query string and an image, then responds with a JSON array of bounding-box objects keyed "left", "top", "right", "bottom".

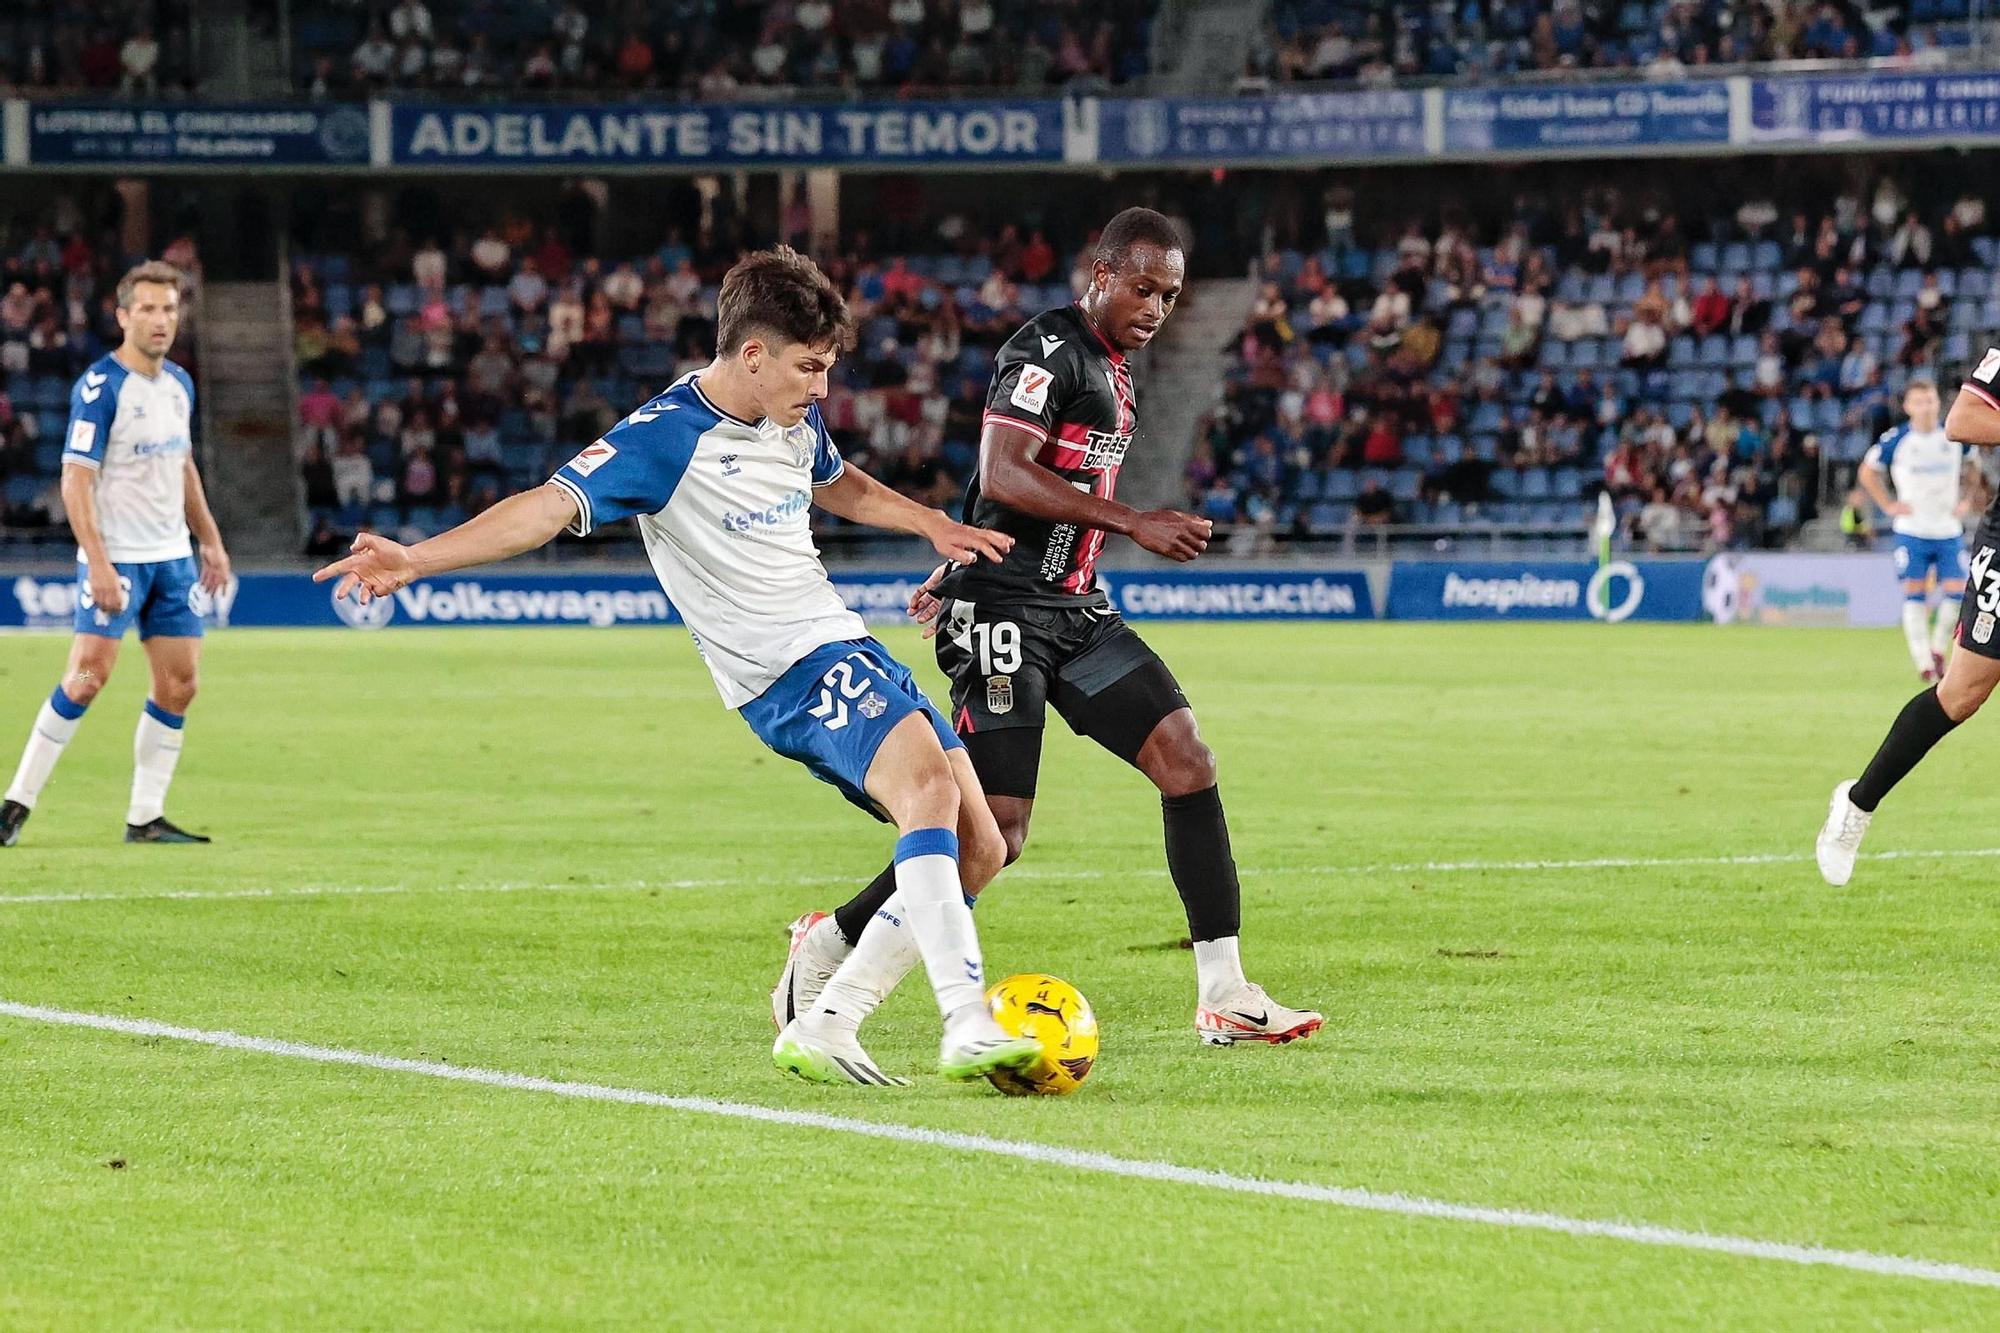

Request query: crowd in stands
[
  {"left": 1256, "top": 0, "right": 1975, "bottom": 85},
  {"left": 297, "top": 0, "right": 1157, "bottom": 99},
  {"left": 290, "top": 214, "right": 1087, "bottom": 554},
  {"left": 0, "top": 210, "right": 198, "bottom": 547},
  {"left": 0, "top": 4, "right": 197, "bottom": 95},
  {"left": 1202, "top": 173, "right": 2000, "bottom": 551}
]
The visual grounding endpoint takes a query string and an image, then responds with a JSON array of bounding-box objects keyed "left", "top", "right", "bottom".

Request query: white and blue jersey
[
  {"left": 62, "top": 353, "right": 197, "bottom": 564},
  {"left": 548, "top": 370, "right": 958, "bottom": 813},
  {"left": 62, "top": 353, "right": 204, "bottom": 640},
  {"left": 1865, "top": 423, "right": 1968, "bottom": 588}
]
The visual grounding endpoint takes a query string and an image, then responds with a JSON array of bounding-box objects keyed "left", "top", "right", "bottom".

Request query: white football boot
[
  {"left": 770, "top": 911, "right": 849, "bottom": 1031},
  {"left": 1815, "top": 779, "right": 1872, "bottom": 887},
  {"left": 1196, "top": 982, "right": 1324, "bottom": 1046},
  {"left": 938, "top": 1006, "right": 1041, "bottom": 1082},
  {"left": 772, "top": 1017, "right": 910, "bottom": 1088}
]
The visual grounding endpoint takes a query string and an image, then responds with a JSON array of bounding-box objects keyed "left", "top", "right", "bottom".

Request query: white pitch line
[
  {"left": 5, "top": 845, "right": 2000, "bottom": 909},
  {"left": 3, "top": 999, "right": 1997, "bottom": 1293}
]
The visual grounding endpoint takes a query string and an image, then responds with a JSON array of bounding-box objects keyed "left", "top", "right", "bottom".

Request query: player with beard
[{"left": 777, "top": 208, "right": 1323, "bottom": 1051}]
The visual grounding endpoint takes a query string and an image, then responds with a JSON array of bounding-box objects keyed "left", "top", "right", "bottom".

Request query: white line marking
[
  {"left": 4, "top": 998, "right": 1997, "bottom": 1291},
  {"left": 5, "top": 846, "right": 2000, "bottom": 908}
]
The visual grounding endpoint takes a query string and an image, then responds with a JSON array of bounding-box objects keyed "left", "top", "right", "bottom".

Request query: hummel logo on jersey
[
  {"left": 566, "top": 442, "right": 618, "bottom": 476},
  {"left": 719, "top": 453, "right": 741, "bottom": 477},
  {"left": 1040, "top": 335, "right": 1065, "bottom": 356}
]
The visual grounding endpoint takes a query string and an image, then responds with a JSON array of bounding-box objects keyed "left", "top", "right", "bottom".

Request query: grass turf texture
[{"left": 3, "top": 622, "right": 1999, "bottom": 1329}]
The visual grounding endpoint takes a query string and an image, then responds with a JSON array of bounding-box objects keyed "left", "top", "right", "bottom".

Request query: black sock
[
  {"left": 1851, "top": 688, "right": 1959, "bottom": 812},
  {"left": 1163, "top": 785, "right": 1241, "bottom": 942},
  {"left": 832, "top": 862, "right": 898, "bottom": 947}
]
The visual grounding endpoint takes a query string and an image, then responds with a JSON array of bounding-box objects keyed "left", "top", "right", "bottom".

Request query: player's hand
[
  {"left": 313, "top": 532, "right": 419, "bottom": 604},
  {"left": 87, "top": 564, "right": 126, "bottom": 618},
  {"left": 1130, "top": 509, "right": 1212, "bottom": 562},
  {"left": 929, "top": 518, "right": 1012, "bottom": 566},
  {"left": 909, "top": 563, "right": 948, "bottom": 638},
  {"left": 198, "top": 542, "right": 232, "bottom": 594}
]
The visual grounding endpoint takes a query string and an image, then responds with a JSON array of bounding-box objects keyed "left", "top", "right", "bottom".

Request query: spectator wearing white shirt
[
  {"left": 120, "top": 27, "right": 160, "bottom": 94},
  {"left": 412, "top": 241, "right": 446, "bottom": 289},
  {"left": 351, "top": 26, "right": 396, "bottom": 83},
  {"left": 389, "top": 0, "right": 433, "bottom": 43}
]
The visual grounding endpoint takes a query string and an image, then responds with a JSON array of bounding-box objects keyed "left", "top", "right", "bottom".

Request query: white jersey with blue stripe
[
  {"left": 1863, "top": 423, "right": 1963, "bottom": 541},
  {"left": 549, "top": 371, "right": 867, "bottom": 708},
  {"left": 61, "top": 352, "right": 197, "bottom": 564}
]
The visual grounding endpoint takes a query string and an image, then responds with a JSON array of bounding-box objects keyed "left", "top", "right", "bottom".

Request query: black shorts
[
  {"left": 1959, "top": 515, "right": 2000, "bottom": 659},
  {"left": 934, "top": 599, "right": 1188, "bottom": 798}
]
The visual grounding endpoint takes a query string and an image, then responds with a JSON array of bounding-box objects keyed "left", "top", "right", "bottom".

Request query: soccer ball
[{"left": 984, "top": 974, "right": 1098, "bottom": 1096}]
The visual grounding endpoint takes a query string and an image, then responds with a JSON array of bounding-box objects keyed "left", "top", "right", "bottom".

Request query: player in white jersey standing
[
  {"left": 2, "top": 261, "right": 231, "bottom": 847},
  {"left": 313, "top": 247, "right": 1040, "bottom": 1088},
  {"left": 1857, "top": 379, "right": 1976, "bottom": 682}
]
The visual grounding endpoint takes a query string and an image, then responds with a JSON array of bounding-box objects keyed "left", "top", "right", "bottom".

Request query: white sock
[
  {"left": 809, "top": 892, "right": 921, "bottom": 1036},
  {"left": 6, "top": 687, "right": 88, "bottom": 809},
  {"left": 1194, "top": 936, "right": 1248, "bottom": 1005},
  {"left": 892, "top": 828, "right": 988, "bottom": 1021},
  {"left": 126, "top": 702, "right": 186, "bottom": 826},
  {"left": 1933, "top": 598, "right": 1962, "bottom": 658},
  {"left": 1902, "top": 601, "right": 1933, "bottom": 672}
]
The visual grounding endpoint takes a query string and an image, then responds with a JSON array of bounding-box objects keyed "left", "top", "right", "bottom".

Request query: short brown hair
[
  {"left": 116, "top": 260, "right": 185, "bottom": 310},
  {"left": 715, "top": 246, "right": 852, "bottom": 357}
]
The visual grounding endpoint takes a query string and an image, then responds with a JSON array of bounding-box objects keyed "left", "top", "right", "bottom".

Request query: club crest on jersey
[
  {"left": 567, "top": 441, "right": 617, "bottom": 476},
  {"left": 784, "top": 423, "right": 816, "bottom": 467},
  {"left": 1011, "top": 365, "right": 1053, "bottom": 413},
  {"left": 986, "top": 674, "right": 1014, "bottom": 715},
  {"left": 1978, "top": 612, "right": 1996, "bottom": 645},
  {"left": 858, "top": 691, "right": 888, "bottom": 720}
]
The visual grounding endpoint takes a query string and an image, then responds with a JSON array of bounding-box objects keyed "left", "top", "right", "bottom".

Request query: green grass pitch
[{"left": 4, "top": 621, "right": 2000, "bottom": 1328}]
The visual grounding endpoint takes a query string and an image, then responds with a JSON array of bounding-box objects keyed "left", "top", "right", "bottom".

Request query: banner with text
[
  {"left": 1748, "top": 71, "right": 2000, "bottom": 144},
  {"left": 389, "top": 100, "right": 1064, "bottom": 167},
  {"left": 1443, "top": 80, "right": 1732, "bottom": 153},
  {"left": 1702, "top": 552, "right": 1907, "bottom": 627},
  {"left": 28, "top": 102, "right": 372, "bottom": 165},
  {"left": 1097, "top": 92, "right": 1423, "bottom": 163},
  {"left": 1386, "top": 560, "right": 1705, "bottom": 622},
  {"left": 3, "top": 567, "right": 1377, "bottom": 632}
]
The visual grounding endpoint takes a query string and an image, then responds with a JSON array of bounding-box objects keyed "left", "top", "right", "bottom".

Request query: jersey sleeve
[
  {"left": 547, "top": 410, "right": 698, "bottom": 536},
  {"left": 1963, "top": 347, "right": 2000, "bottom": 411},
  {"left": 807, "top": 403, "right": 843, "bottom": 487},
  {"left": 61, "top": 367, "right": 118, "bottom": 471},
  {"left": 1864, "top": 428, "right": 1898, "bottom": 470},
  {"left": 982, "top": 331, "right": 1079, "bottom": 445}
]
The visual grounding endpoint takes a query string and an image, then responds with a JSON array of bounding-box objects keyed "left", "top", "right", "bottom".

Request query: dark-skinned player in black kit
[{"left": 772, "top": 208, "right": 1322, "bottom": 1064}]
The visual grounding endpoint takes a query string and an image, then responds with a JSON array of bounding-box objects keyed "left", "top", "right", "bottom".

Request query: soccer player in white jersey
[
  {"left": 2, "top": 262, "right": 231, "bottom": 848},
  {"left": 1820, "top": 353, "right": 2000, "bottom": 883},
  {"left": 313, "top": 247, "right": 1039, "bottom": 1088},
  {"left": 1857, "top": 379, "right": 1976, "bottom": 682}
]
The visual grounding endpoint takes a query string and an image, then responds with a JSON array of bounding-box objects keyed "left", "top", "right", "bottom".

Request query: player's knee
[
  {"left": 894, "top": 757, "right": 961, "bottom": 831},
  {"left": 162, "top": 672, "right": 198, "bottom": 712},
  {"left": 959, "top": 816, "right": 1007, "bottom": 890},
  {"left": 997, "top": 817, "right": 1031, "bottom": 867},
  {"left": 1939, "top": 673, "right": 1994, "bottom": 721},
  {"left": 64, "top": 659, "right": 114, "bottom": 703},
  {"left": 1154, "top": 734, "right": 1217, "bottom": 795}
]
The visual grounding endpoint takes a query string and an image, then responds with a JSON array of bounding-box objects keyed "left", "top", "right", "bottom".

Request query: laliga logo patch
[
  {"left": 566, "top": 441, "right": 617, "bottom": 477},
  {"left": 1977, "top": 348, "right": 2000, "bottom": 385},
  {"left": 330, "top": 584, "right": 396, "bottom": 629},
  {"left": 986, "top": 674, "right": 1014, "bottom": 715},
  {"left": 1010, "top": 365, "right": 1053, "bottom": 414}
]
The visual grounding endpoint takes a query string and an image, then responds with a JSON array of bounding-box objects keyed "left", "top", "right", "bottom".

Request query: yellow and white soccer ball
[{"left": 983, "top": 973, "right": 1098, "bottom": 1096}]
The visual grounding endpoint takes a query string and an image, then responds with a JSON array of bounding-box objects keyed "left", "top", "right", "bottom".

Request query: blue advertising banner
[
  {"left": 1443, "top": 81, "right": 1732, "bottom": 153},
  {"left": 1748, "top": 71, "right": 2000, "bottom": 143},
  {"left": 390, "top": 100, "right": 1063, "bottom": 167},
  {"left": 3, "top": 567, "right": 1378, "bottom": 631},
  {"left": 1385, "top": 560, "right": 1705, "bottom": 622},
  {"left": 1098, "top": 92, "right": 1423, "bottom": 163},
  {"left": 28, "top": 102, "right": 372, "bottom": 165}
]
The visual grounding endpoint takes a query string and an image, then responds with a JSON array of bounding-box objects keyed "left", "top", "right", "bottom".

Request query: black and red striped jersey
[{"left": 939, "top": 304, "right": 1135, "bottom": 608}]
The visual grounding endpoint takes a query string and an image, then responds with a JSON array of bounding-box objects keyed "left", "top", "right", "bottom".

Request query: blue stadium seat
[
  {"left": 1813, "top": 399, "right": 1842, "bottom": 433},
  {"left": 1570, "top": 339, "right": 1603, "bottom": 370},
  {"left": 1866, "top": 266, "right": 1894, "bottom": 298},
  {"left": 1391, "top": 471, "right": 1421, "bottom": 501},
  {"left": 1404, "top": 435, "right": 1434, "bottom": 467},
  {"left": 1490, "top": 469, "right": 1520, "bottom": 498},
  {"left": 1436, "top": 435, "right": 1465, "bottom": 464},
  {"left": 1668, "top": 335, "right": 1697, "bottom": 366},
  {"left": 1470, "top": 402, "right": 1504, "bottom": 433},
  {"left": 1729, "top": 334, "right": 1759, "bottom": 366},
  {"left": 1307, "top": 502, "right": 1348, "bottom": 532},
  {"left": 1720, "top": 242, "right": 1751, "bottom": 272},
  {"left": 1946, "top": 331, "right": 1972, "bottom": 362},
  {"left": 1472, "top": 435, "right": 1499, "bottom": 462},
  {"left": 1690, "top": 242, "right": 1719, "bottom": 271},
  {"left": 1520, "top": 468, "right": 1552, "bottom": 500},
  {"left": 1541, "top": 342, "right": 1568, "bottom": 369},
  {"left": 1292, "top": 471, "right": 1322, "bottom": 501},
  {"left": 1323, "top": 470, "right": 1359, "bottom": 501},
  {"left": 1753, "top": 241, "right": 1781, "bottom": 271},
  {"left": 1553, "top": 468, "right": 1584, "bottom": 499},
  {"left": 1697, "top": 335, "right": 1728, "bottom": 367},
  {"left": 1894, "top": 269, "right": 1926, "bottom": 299}
]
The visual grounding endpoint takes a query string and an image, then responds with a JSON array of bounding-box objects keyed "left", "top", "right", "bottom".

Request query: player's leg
[
  {"left": 1895, "top": 536, "right": 1935, "bottom": 679},
  {"left": 126, "top": 633, "right": 207, "bottom": 843},
  {"left": 1932, "top": 542, "right": 1968, "bottom": 668},
  {"left": 1, "top": 630, "right": 122, "bottom": 845},
  {"left": 1819, "top": 548, "right": 2000, "bottom": 884},
  {"left": 1054, "top": 623, "right": 1322, "bottom": 1045}
]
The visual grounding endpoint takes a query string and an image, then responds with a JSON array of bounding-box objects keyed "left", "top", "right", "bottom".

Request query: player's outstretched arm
[
  {"left": 812, "top": 461, "right": 1012, "bottom": 564},
  {"left": 313, "top": 483, "right": 578, "bottom": 603},
  {"left": 979, "top": 421, "right": 1211, "bottom": 562},
  {"left": 1947, "top": 385, "right": 2000, "bottom": 446}
]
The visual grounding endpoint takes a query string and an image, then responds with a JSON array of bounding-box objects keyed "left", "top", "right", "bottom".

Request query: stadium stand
[
  {"left": 0, "top": 3, "right": 199, "bottom": 95},
  {"left": 1254, "top": 0, "right": 1977, "bottom": 84},
  {"left": 287, "top": 215, "right": 1089, "bottom": 551},
  {"left": 294, "top": 0, "right": 1160, "bottom": 98},
  {"left": 1200, "top": 168, "right": 1999, "bottom": 553}
]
